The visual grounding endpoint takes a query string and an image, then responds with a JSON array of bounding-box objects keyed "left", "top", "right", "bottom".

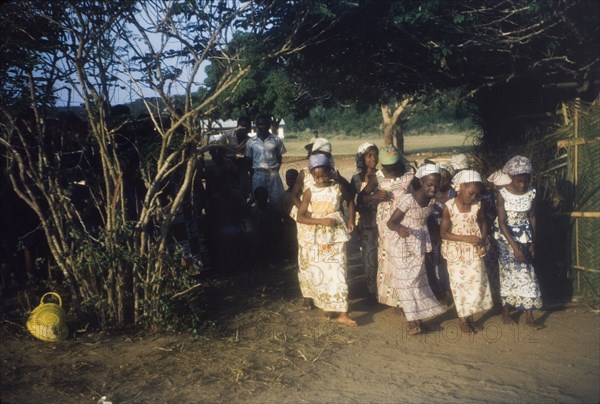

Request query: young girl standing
[
  {"left": 440, "top": 170, "right": 493, "bottom": 334},
  {"left": 494, "top": 156, "right": 542, "bottom": 327},
  {"left": 360, "top": 145, "right": 414, "bottom": 308},
  {"left": 297, "top": 154, "right": 356, "bottom": 326},
  {"left": 386, "top": 164, "right": 446, "bottom": 335},
  {"left": 352, "top": 143, "right": 385, "bottom": 303}
]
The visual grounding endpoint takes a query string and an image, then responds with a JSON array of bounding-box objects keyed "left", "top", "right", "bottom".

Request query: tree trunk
[{"left": 380, "top": 97, "right": 412, "bottom": 153}]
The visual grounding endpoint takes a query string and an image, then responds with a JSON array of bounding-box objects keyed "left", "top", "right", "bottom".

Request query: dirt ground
[{"left": 2, "top": 152, "right": 599, "bottom": 403}]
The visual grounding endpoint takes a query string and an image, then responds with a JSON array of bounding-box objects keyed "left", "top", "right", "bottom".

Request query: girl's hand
[
  {"left": 396, "top": 225, "right": 411, "bottom": 238},
  {"left": 346, "top": 221, "right": 355, "bottom": 233},
  {"left": 512, "top": 244, "right": 526, "bottom": 262},
  {"left": 322, "top": 218, "right": 337, "bottom": 227},
  {"left": 476, "top": 245, "right": 486, "bottom": 257},
  {"left": 465, "top": 235, "right": 483, "bottom": 246},
  {"left": 372, "top": 189, "right": 388, "bottom": 202}
]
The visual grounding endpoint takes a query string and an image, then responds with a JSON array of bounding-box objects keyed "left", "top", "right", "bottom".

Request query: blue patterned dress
[{"left": 493, "top": 187, "right": 542, "bottom": 310}]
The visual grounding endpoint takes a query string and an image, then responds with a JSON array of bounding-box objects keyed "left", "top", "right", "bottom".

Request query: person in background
[
  {"left": 245, "top": 114, "right": 286, "bottom": 207},
  {"left": 386, "top": 163, "right": 446, "bottom": 335},
  {"left": 494, "top": 156, "right": 542, "bottom": 328},
  {"left": 440, "top": 170, "right": 493, "bottom": 334},
  {"left": 427, "top": 162, "right": 455, "bottom": 306},
  {"left": 297, "top": 154, "right": 356, "bottom": 326},
  {"left": 352, "top": 143, "right": 385, "bottom": 304},
  {"left": 278, "top": 168, "right": 299, "bottom": 260},
  {"left": 484, "top": 169, "right": 512, "bottom": 305}
]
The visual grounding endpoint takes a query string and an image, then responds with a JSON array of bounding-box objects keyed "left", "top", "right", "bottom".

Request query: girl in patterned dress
[
  {"left": 440, "top": 170, "right": 493, "bottom": 334},
  {"left": 386, "top": 164, "right": 446, "bottom": 335},
  {"left": 494, "top": 156, "right": 542, "bottom": 328},
  {"left": 360, "top": 145, "right": 414, "bottom": 309},
  {"left": 297, "top": 154, "right": 357, "bottom": 326},
  {"left": 352, "top": 143, "right": 386, "bottom": 304},
  {"left": 291, "top": 138, "right": 354, "bottom": 309}
]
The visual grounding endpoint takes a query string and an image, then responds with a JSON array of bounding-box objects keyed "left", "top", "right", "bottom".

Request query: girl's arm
[
  {"left": 346, "top": 198, "right": 356, "bottom": 233},
  {"left": 387, "top": 208, "right": 410, "bottom": 238},
  {"left": 528, "top": 191, "right": 537, "bottom": 258},
  {"left": 497, "top": 192, "right": 526, "bottom": 262},
  {"left": 338, "top": 172, "right": 356, "bottom": 203},
  {"left": 297, "top": 188, "right": 335, "bottom": 226},
  {"left": 358, "top": 174, "right": 389, "bottom": 205},
  {"left": 291, "top": 169, "right": 306, "bottom": 208},
  {"left": 440, "top": 205, "right": 483, "bottom": 245},
  {"left": 477, "top": 202, "right": 489, "bottom": 240}
]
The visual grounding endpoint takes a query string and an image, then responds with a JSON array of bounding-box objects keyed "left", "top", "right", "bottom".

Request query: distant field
[
  {"left": 281, "top": 132, "right": 479, "bottom": 180},
  {"left": 282, "top": 132, "right": 477, "bottom": 157}
]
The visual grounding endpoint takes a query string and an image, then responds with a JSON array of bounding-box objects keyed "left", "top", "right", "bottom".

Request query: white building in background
[{"left": 205, "top": 119, "right": 286, "bottom": 141}]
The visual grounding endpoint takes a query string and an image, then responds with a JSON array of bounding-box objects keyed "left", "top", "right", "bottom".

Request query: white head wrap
[
  {"left": 487, "top": 170, "right": 511, "bottom": 187},
  {"left": 415, "top": 163, "right": 440, "bottom": 178},
  {"left": 310, "top": 137, "right": 332, "bottom": 154},
  {"left": 450, "top": 154, "right": 469, "bottom": 171},
  {"left": 452, "top": 169, "right": 482, "bottom": 191},
  {"left": 437, "top": 162, "right": 455, "bottom": 177}
]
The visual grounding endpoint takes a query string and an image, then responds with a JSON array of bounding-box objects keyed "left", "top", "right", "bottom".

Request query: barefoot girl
[
  {"left": 360, "top": 145, "right": 413, "bottom": 308},
  {"left": 440, "top": 170, "right": 493, "bottom": 334},
  {"left": 494, "top": 156, "right": 542, "bottom": 327},
  {"left": 296, "top": 154, "right": 356, "bottom": 326},
  {"left": 291, "top": 138, "right": 354, "bottom": 309},
  {"left": 386, "top": 164, "right": 446, "bottom": 334},
  {"left": 352, "top": 143, "right": 383, "bottom": 303}
]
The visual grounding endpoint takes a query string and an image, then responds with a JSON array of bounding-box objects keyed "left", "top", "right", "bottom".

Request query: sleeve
[
  {"left": 395, "top": 193, "right": 412, "bottom": 213},
  {"left": 244, "top": 138, "right": 253, "bottom": 159},
  {"left": 279, "top": 138, "right": 287, "bottom": 155}
]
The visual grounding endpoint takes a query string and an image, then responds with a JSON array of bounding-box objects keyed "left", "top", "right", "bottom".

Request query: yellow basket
[{"left": 26, "top": 292, "right": 69, "bottom": 342}]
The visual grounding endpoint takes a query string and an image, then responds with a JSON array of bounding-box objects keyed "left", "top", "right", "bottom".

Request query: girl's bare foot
[
  {"left": 502, "top": 305, "right": 515, "bottom": 325},
  {"left": 302, "top": 298, "right": 314, "bottom": 309},
  {"left": 336, "top": 313, "right": 357, "bottom": 326},
  {"left": 459, "top": 319, "right": 474, "bottom": 334},
  {"left": 525, "top": 310, "right": 541, "bottom": 329},
  {"left": 406, "top": 321, "right": 421, "bottom": 335}
]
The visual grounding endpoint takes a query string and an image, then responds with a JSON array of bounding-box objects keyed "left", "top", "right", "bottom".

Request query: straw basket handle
[{"left": 40, "top": 292, "right": 63, "bottom": 307}]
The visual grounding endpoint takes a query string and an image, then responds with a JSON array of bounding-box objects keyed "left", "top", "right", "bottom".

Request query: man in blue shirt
[{"left": 245, "top": 114, "right": 286, "bottom": 206}]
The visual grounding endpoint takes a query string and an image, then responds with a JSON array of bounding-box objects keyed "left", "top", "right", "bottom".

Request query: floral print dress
[
  {"left": 297, "top": 181, "right": 351, "bottom": 312},
  {"left": 381, "top": 194, "right": 445, "bottom": 321},
  {"left": 441, "top": 199, "right": 493, "bottom": 317}
]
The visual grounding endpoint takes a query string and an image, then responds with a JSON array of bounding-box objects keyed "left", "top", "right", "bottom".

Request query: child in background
[
  {"left": 278, "top": 168, "right": 299, "bottom": 217},
  {"left": 440, "top": 170, "right": 493, "bottom": 334},
  {"left": 428, "top": 162, "right": 455, "bottom": 306},
  {"left": 386, "top": 164, "right": 446, "bottom": 335},
  {"left": 360, "top": 145, "right": 413, "bottom": 309},
  {"left": 494, "top": 156, "right": 542, "bottom": 328},
  {"left": 484, "top": 169, "right": 512, "bottom": 304},
  {"left": 352, "top": 143, "right": 384, "bottom": 304},
  {"left": 278, "top": 169, "right": 299, "bottom": 260},
  {"left": 297, "top": 154, "right": 356, "bottom": 326}
]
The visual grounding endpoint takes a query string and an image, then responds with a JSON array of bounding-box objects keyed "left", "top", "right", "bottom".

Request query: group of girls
[{"left": 290, "top": 138, "right": 542, "bottom": 334}]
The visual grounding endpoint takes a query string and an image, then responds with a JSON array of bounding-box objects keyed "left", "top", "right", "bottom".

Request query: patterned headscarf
[
  {"left": 355, "top": 142, "right": 377, "bottom": 172},
  {"left": 308, "top": 153, "right": 332, "bottom": 170},
  {"left": 503, "top": 155, "right": 533, "bottom": 176},
  {"left": 415, "top": 163, "right": 440, "bottom": 178},
  {"left": 452, "top": 169, "right": 482, "bottom": 191}
]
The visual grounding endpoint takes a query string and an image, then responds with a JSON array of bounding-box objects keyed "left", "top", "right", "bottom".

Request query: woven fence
[{"left": 545, "top": 98, "right": 600, "bottom": 305}]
